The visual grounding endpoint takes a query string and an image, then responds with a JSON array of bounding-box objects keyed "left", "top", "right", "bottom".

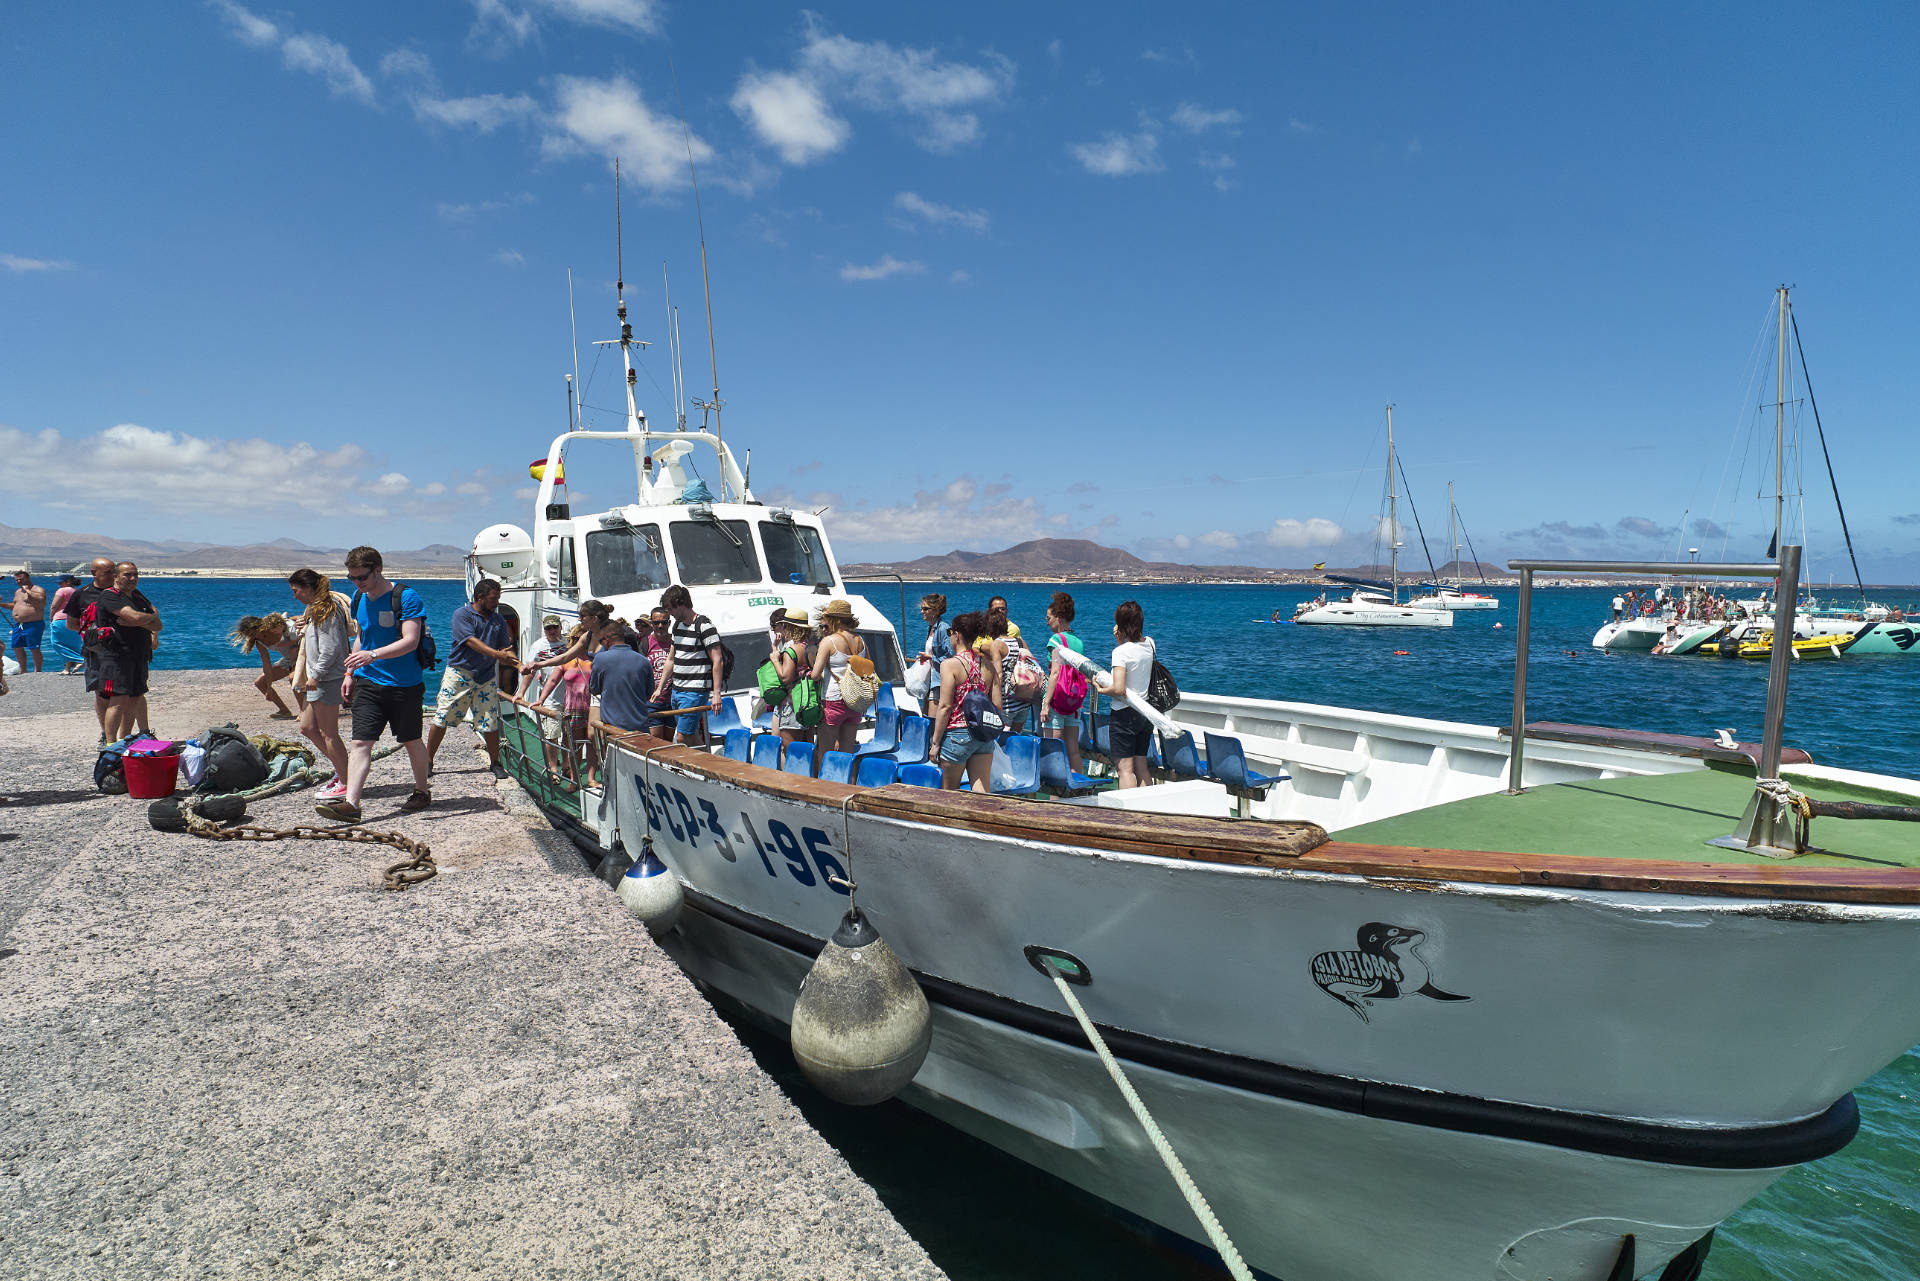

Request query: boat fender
[
  {"left": 148, "top": 794, "right": 247, "bottom": 833},
  {"left": 790, "top": 907, "right": 932, "bottom": 1106},
  {"left": 617, "top": 839, "right": 684, "bottom": 938}
]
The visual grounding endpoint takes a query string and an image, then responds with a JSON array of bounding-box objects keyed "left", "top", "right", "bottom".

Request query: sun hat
[
  {"left": 781, "top": 607, "right": 811, "bottom": 626},
  {"left": 821, "top": 598, "right": 858, "bottom": 621},
  {"left": 542, "top": 615, "right": 562, "bottom": 626}
]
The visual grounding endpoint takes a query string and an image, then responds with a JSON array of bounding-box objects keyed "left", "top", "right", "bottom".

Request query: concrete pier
[{"left": 0, "top": 669, "right": 945, "bottom": 1279}]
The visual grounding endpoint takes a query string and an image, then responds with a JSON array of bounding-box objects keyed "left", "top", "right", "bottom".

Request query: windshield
[
  {"left": 760, "top": 520, "right": 835, "bottom": 588},
  {"left": 673, "top": 519, "right": 760, "bottom": 585},
  {"left": 585, "top": 524, "right": 671, "bottom": 597},
  {"left": 856, "top": 630, "right": 904, "bottom": 685}
]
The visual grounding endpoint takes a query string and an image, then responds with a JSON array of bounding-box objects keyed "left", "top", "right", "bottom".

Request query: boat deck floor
[{"left": 1337, "top": 766, "right": 1920, "bottom": 870}]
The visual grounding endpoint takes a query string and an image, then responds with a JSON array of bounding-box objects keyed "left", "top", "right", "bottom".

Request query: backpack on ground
[
  {"left": 199, "top": 725, "right": 270, "bottom": 794},
  {"left": 351, "top": 585, "right": 438, "bottom": 673},
  {"left": 1048, "top": 635, "right": 1088, "bottom": 715},
  {"left": 94, "top": 735, "right": 136, "bottom": 793}
]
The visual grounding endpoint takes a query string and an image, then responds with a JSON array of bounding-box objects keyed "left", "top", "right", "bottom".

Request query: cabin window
[
  {"left": 673, "top": 519, "right": 760, "bottom": 585},
  {"left": 550, "top": 535, "right": 577, "bottom": 593},
  {"left": 759, "top": 520, "right": 835, "bottom": 588},
  {"left": 855, "top": 631, "right": 904, "bottom": 685},
  {"left": 721, "top": 632, "right": 773, "bottom": 695},
  {"left": 584, "top": 523, "right": 670, "bottom": 596}
]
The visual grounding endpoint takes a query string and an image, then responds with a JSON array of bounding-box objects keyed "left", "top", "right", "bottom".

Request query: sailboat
[
  {"left": 1294, "top": 407, "right": 1454, "bottom": 628},
  {"left": 1409, "top": 483, "right": 1500, "bottom": 611}
]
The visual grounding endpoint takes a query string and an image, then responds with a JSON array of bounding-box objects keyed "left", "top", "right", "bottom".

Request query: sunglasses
[
  {"left": 544, "top": 623, "right": 562, "bottom": 630},
  {"left": 346, "top": 571, "right": 372, "bottom": 582}
]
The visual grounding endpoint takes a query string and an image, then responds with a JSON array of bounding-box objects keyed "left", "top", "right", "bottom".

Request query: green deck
[
  {"left": 498, "top": 709, "right": 584, "bottom": 822},
  {"left": 1337, "top": 767, "right": 1920, "bottom": 869}
]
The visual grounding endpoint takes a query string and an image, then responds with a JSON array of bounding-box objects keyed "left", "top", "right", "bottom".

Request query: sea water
[{"left": 44, "top": 574, "right": 1920, "bottom": 1279}]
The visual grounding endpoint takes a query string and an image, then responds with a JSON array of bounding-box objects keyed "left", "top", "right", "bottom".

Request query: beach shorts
[
  {"left": 433, "top": 666, "right": 502, "bottom": 733},
  {"left": 774, "top": 698, "right": 805, "bottom": 733},
  {"left": 1108, "top": 706, "right": 1152, "bottom": 760},
  {"left": 10, "top": 619, "right": 44, "bottom": 650},
  {"left": 98, "top": 654, "right": 149, "bottom": 699},
  {"left": 304, "top": 678, "right": 344, "bottom": 707},
  {"left": 351, "top": 681, "right": 425, "bottom": 744},
  {"left": 938, "top": 727, "right": 994, "bottom": 765},
  {"left": 83, "top": 651, "right": 101, "bottom": 694},
  {"left": 823, "top": 698, "right": 860, "bottom": 727},
  {"left": 1044, "top": 709, "right": 1078, "bottom": 732},
  {"left": 538, "top": 704, "right": 568, "bottom": 743},
  {"left": 671, "top": 689, "right": 711, "bottom": 737}
]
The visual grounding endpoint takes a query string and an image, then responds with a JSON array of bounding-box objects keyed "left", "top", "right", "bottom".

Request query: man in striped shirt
[{"left": 661, "top": 584, "right": 725, "bottom": 744}]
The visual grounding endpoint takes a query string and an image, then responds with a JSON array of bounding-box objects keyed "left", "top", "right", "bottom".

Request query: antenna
[
  {"left": 672, "top": 58, "right": 725, "bottom": 498},
  {"left": 594, "top": 158, "right": 649, "bottom": 435},
  {"left": 663, "top": 263, "right": 686, "bottom": 433},
  {"left": 566, "top": 268, "right": 582, "bottom": 429}
]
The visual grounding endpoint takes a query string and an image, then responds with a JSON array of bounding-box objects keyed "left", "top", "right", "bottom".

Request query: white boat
[
  {"left": 1409, "top": 484, "right": 1501, "bottom": 610},
  {"left": 478, "top": 251, "right": 1920, "bottom": 1281},
  {"left": 1295, "top": 408, "right": 1455, "bottom": 629}
]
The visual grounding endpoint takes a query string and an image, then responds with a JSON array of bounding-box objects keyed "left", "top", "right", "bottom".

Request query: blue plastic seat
[
  {"left": 781, "top": 741, "right": 816, "bottom": 777},
  {"left": 722, "top": 727, "right": 751, "bottom": 763},
  {"left": 990, "top": 735, "right": 1043, "bottom": 795},
  {"left": 708, "top": 697, "right": 747, "bottom": 738},
  {"left": 887, "top": 715, "right": 932, "bottom": 766},
  {"left": 753, "top": 706, "right": 778, "bottom": 731},
  {"left": 899, "top": 762, "right": 943, "bottom": 788},
  {"left": 853, "top": 707, "right": 902, "bottom": 759},
  {"left": 855, "top": 756, "right": 899, "bottom": 788},
  {"left": 876, "top": 682, "right": 897, "bottom": 713},
  {"left": 1204, "top": 733, "right": 1287, "bottom": 791},
  {"left": 751, "top": 733, "right": 783, "bottom": 771},
  {"left": 1159, "top": 731, "right": 1209, "bottom": 781},
  {"left": 1084, "top": 709, "right": 1112, "bottom": 760},
  {"left": 819, "top": 751, "right": 856, "bottom": 785},
  {"left": 1037, "top": 737, "right": 1108, "bottom": 792}
]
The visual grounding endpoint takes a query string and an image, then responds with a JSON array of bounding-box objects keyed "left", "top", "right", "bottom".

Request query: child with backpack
[{"left": 1038, "top": 592, "right": 1089, "bottom": 773}]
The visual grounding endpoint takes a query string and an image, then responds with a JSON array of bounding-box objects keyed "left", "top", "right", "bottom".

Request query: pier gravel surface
[{"left": 0, "top": 669, "right": 945, "bottom": 1280}]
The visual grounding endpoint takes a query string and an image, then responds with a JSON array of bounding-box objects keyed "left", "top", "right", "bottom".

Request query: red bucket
[{"left": 123, "top": 749, "right": 182, "bottom": 799}]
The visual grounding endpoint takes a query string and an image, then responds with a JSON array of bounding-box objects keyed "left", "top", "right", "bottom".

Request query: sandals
[{"left": 315, "top": 798, "right": 361, "bottom": 822}]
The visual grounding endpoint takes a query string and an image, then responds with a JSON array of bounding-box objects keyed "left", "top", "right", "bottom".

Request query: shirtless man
[{"left": 5, "top": 570, "right": 46, "bottom": 672}]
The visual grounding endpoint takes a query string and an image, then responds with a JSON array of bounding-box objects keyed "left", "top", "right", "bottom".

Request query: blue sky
[{"left": 5, "top": 2, "right": 1919, "bottom": 579}]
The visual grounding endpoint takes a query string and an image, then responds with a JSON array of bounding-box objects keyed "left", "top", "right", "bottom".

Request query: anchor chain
[{"left": 181, "top": 797, "right": 437, "bottom": 891}]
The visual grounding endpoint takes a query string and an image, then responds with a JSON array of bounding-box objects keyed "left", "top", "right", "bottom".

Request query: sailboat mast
[
  {"left": 1387, "top": 405, "right": 1399, "bottom": 603},
  {"left": 1774, "top": 284, "right": 1787, "bottom": 559},
  {"left": 614, "top": 159, "right": 645, "bottom": 435},
  {"left": 1448, "top": 481, "right": 1458, "bottom": 581}
]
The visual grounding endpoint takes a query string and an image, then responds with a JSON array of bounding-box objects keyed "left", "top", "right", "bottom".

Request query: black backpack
[
  {"left": 352, "top": 585, "right": 439, "bottom": 672},
  {"left": 1145, "top": 649, "right": 1181, "bottom": 713},
  {"left": 694, "top": 615, "right": 735, "bottom": 686},
  {"left": 200, "top": 726, "right": 270, "bottom": 794}
]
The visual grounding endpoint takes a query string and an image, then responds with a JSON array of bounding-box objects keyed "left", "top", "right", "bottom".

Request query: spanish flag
[
  {"left": 529, "top": 457, "right": 565, "bottom": 483},
  {"left": 1313, "top": 562, "right": 1325, "bottom": 571}
]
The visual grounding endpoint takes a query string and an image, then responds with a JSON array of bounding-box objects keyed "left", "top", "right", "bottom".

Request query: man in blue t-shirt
[
  {"left": 588, "top": 621, "right": 656, "bottom": 735},
  {"left": 426, "top": 577, "right": 518, "bottom": 778},
  {"left": 318, "top": 545, "right": 432, "bottom": 822}
]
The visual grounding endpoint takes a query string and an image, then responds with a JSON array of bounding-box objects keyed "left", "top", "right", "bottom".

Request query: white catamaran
[
  {"left": 1294, "top": 407, "right": 1454, "bottom": 629},
  {"left": 473, "top": 254, "right": 1920, "bottom": 1281}
]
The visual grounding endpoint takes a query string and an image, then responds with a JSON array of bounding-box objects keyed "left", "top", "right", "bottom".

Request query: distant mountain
[
  {"left": 846, "top": 538, "right": 1320, "bottom": 583},
  {"left": 0, "top": 521, "right": 467, "bottom": 573}
]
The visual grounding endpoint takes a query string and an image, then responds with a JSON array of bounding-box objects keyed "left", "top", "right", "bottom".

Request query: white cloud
[
  {"left": 1213, "top": 175, "right": 1234, "bottom": 193},
  {"left": 493, "top": 249, "right": 526, "bottom": 267},
  {"left": 413, "top": 92, "right": 539, "bottom": 132},
  {"left": 455, "top": 481, "right": 489, "bottom": 497},
  {"left": 437, "top": 192, "right": 536, "bottom": 221},
  {"left": 1046, "top": 38, "right": 1062, "bottom": 66},
  {"left": 419, "top": 482, "right": 448, "bottom": 497},
  {"left": 730, "top": 70, "right": 849, "bottom": 165},
  {"left": 210, "top": 0, "right": 277, "bottom": 47},
  {"left": 1171, "top": 102, "right": 1242, "bottom": 133},
  {"left": 1406, "top": 136, "right": 1423, "bottom": 156},
  {"left": 467, "top": 0, "right": 660, "bottom": 48},
  {"left": 734, "top": 20, "right": 1015, "bottom": 163},
  {"left": 1198, "top": 530, "right": 1239, "bottom": 549},
  {"left": 1068, "top": 131, "right": 1162, "bottom": 176},
  {"left": 1197, "top": 152, "right": 1235, "bottom": 170},
  {"left": 1288, "top": 116, "right": 1317, "bottom": 134},
  {"left": 840, "top": 255, "right": 925, "bottom": 282},
  {"left": 212, "top": 3, "right": 374, "bottom": 106},
  {"left": 0, "top": 423, "right": 436, "bottom": 521},
  {"left": 379, "top": 48, "right": 434, "bottom": 82},
  {"left": 949, "top": 269, "right": 971, "bottom": 284},
  {"left": 1264, "top": 517, "right": 1344, "bottom": 549},
  {"left": 281, "top": 33, "right": 375, "bottom": 104},
  {"left": 764, "top": 477, "right": 1052, "bottom": 554},
  {"left": 894, "top": 191, "right": 989, "bottom": 233},
  {"left": 2, "top": 254, "right": 75, "bottom": 273},
  {"left": 541, "top": 75, "right": 713, "bottom": 193},
  {"left": 1140, "top": 46, "right": 1196, "bottom": 66}
]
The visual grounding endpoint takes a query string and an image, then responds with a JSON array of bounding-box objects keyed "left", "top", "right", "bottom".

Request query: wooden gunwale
[{"left": 605, "top": 735, "right": 1920, "bottom": 905}]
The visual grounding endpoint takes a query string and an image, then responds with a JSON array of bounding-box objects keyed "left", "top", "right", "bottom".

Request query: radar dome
[{"left": 471, "top": 524, "right": 535, "bottom": 582}]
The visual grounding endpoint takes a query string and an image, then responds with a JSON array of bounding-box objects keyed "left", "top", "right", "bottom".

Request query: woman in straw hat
[
  {"left": 770, "top": 607, "right": 815, "bottom": 751},
  {"left": 810, "top": 597, "right": 869, "bottom": 761}
]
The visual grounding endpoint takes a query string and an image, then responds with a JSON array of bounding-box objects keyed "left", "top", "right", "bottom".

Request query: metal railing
[
  {"left": 1505, "top": 549, "right": 1802, "bottom": 847},
  {"left": 843, "top": 572, "right": 909, "bottom": 639}
]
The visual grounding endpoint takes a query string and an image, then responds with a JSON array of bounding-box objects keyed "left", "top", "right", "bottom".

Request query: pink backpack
[{"left": 1048, "top": 634, "right": 1088, "bottom": 714}]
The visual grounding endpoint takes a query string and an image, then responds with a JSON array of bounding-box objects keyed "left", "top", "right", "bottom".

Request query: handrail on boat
[
  {"left": 842, "top": 572, "right": 909, "bottom": 640},
  {"left": 1505, "top": 550, "right": 1803, "bottom": 855}
]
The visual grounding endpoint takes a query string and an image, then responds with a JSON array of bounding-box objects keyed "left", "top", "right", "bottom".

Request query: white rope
[{"left": 1046, "top": 966, "right": 1254, "bottom": 1281}]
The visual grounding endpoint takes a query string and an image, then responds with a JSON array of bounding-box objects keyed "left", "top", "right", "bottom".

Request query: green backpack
[{"left": 757, "top": 646, "right": 824, "bottom": 727}]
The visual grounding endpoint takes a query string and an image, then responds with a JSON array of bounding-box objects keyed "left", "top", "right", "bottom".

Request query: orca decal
[
  {"left": 1880, "top": 625, "right": 1918, "bottom": 652},
  {"left": 1311, "top": 922, "right": 1470, "bottom": 1023}
]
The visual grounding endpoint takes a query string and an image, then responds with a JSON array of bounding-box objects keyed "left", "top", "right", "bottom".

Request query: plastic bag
[
  {"left": 904, "top": 656, "right": 935, "bottom": 701},
  {"left": 178, "top": 743, "right": 208, "bottom": 787}
]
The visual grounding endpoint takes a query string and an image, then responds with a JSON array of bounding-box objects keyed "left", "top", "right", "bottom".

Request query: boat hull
[
  {"left": 1806, "top": 619, "right": 1920, "bottom": 655},
  {"left": 1296, "top": 603, "right": 1455, "bottom": 627},
  {"left": 668, "top": 901, "right": 1778, "bottom": 1281}
]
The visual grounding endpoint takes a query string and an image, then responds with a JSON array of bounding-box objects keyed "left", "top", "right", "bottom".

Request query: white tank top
[{"left": 823, "top": 635, "right": 863, "bottom": 701}]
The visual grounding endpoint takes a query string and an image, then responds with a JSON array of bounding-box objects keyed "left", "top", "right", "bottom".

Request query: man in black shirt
[
  {"left": 63, "top": 556, "right": 118, "bottom": 743},
  {"left": 89, "top": 561, "right": 162, "bottom": 740}
]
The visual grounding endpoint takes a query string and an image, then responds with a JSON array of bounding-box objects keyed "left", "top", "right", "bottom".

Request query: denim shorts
[
  {"left": 938, "top": 727, "right": 994, "bottom": 765},
  {"left": 671, "top": 689, "right": 710, "bottom": 736},
  {"left": 1044, "top": 709, "right": 1077, "bottom": 731}
]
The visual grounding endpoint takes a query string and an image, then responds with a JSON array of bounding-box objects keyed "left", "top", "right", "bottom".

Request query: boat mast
[
  {"left": 1448, "top": 481, "right": 1458, "bottom": 583},
  {"left": 673, "top": 62, "right": 725, "bottom": 499},
  {"left": 663, "top": 264, "right": 686, "bottom": 432},
  {"left": 614, "top": 159, "right": 648, "bottom": 436},
  {"left": 1387, "top": 405, "right": 1399, "bottom": 604},
  {"left": 1773, "top": 284, "right": 1787, "bottom": 562}
]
